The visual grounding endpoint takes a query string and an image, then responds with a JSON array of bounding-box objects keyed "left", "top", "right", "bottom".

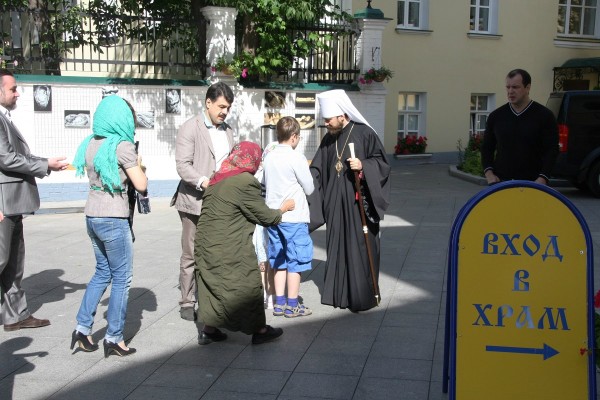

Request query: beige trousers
[{"left": 178, "top": 211, "right": 199, "bottom": 309}]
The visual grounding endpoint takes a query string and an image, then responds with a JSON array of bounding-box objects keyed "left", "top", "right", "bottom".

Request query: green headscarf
[{"left": 73, "top": 95, "right": 136, "bottom": 192}]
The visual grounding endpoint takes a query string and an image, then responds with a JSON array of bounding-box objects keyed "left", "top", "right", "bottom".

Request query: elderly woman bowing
[{"left": 194, "top": 141, "right": 294, "bottom": 345}]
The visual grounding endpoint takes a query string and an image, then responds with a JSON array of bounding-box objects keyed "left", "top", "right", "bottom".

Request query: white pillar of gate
[
  {"left": 354, "top": 6, "right": 392, "bottom": 142},
  {"left": 201, "top": 6, "right": 238, "bottom": 80}
]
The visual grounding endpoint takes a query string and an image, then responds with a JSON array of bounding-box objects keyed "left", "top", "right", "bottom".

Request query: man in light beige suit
[
  {"left": 171, "top": 82, "right": 235, "bottom": 321},
  {"left": 0, "top": 69, "right": 69, "bottom": 331}
]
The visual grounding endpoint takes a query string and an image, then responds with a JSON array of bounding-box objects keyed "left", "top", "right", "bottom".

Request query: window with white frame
[
  {"left": 470, "top": 94, "right": 494, "bottom": 136},
  {"left": 469, "top": 0, "right": 498, "bottom": 34},
  {"left": 397, "top": 0, "right": 429, "bottom": 30},
  {"left": 557, "top": 0, "right": 599, "bottom": 37},
  {"left": 329, "top": 0, "right": 352, "bottom": 14},
  {"left": 398, "top": 93, "right": 425, "bottom": 139}
]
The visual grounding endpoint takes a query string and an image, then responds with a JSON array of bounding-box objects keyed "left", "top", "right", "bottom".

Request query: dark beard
[{"left": 327, "top": 126, "right": 343, "bottom": 135}]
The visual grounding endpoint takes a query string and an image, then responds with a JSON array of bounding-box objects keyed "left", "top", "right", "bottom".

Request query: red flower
[
  {"left": 594, "top": 290, "right": 600, "bottom": 308},
  {"left": 395, "top": 135, "right": 428, "bottom": 155}
]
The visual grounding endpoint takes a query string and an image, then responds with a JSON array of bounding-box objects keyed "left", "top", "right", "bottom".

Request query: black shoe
[
  {"left": 179, "top": 307, "right": 196, "bottom": 321},
  {"left": 252, "top": 325, "right": 283, "bottom": 345},
  {"left": 70, "top": 330, "right": 99, "bottom": 352},
  {"left": 198, "top": 328, "right": 227, "bottom": 345},
  {"left": 103, "top": 340, "right": 136, "bottom": 358}
]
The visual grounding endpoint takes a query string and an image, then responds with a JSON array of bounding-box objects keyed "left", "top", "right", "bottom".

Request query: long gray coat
[{"left": 195, "top": 173, "right": 282, "bottom": 334}]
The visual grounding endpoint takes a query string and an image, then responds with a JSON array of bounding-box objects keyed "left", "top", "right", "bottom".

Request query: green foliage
[
  {"left": 457, "top": 134, "right": 484, "bottom": 177},
  {"left": 218, "top": 0, "right": 354, "bottom": 79},
  {"left": 3, "top": 0, "right": 353, "bottom": 76}
]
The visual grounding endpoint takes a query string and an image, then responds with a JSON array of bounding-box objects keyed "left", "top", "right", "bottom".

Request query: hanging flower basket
[
  {"left": 359, "top": 66, "right": 394, "bottom": 84},
  {"left": 221, "top": 65, "right": 234, "bottom": 75}
]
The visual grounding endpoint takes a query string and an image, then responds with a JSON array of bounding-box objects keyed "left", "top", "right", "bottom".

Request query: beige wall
[{"left": 357, "top": 0, "right": 600, "bottom": 153}]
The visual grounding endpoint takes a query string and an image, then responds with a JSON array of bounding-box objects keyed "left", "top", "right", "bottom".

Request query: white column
[
  {"left": 201, "top": 6, "right": 238, "bottom": 78},
  {"left": 355, "top": 18, "right": 391, "bottom": 74},
  {"left": 354, "top": 18, "right": 392, "bottom": 142}
]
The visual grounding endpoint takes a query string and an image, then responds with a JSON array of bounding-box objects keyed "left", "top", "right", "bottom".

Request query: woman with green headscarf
[{"left": 70, "top": 95, "right": 147, "bottom": 358}]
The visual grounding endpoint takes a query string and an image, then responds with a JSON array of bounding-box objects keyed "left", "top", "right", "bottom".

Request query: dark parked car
[{"left": 547, "top": 91, "right": 600, "bottom": 197}]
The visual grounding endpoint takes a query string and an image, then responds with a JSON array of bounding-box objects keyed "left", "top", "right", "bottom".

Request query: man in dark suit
[{"left": 0, "top": 69, "right": 68, "bottom": 331}]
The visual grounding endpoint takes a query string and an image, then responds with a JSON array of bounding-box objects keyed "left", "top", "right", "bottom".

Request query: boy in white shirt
[{"left": 263, "top": 117, "right": 314, "bottom": 317}]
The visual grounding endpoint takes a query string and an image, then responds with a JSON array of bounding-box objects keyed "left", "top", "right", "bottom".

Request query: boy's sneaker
[
  {"left": 252, "top": 325, "right": 283, "bottom": 345},
  {"left": 273, "top": 303, "right": 285, "bottom": 316},
  {"left": 284, "top": 304, "right": 312, "bottom": 318}
]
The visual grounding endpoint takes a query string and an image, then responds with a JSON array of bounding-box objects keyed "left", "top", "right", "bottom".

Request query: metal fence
[
  {"left": 1, "top": 5, "right": 358, "bottom": 83},
  {"left": 289, "top": 21, "right": 359, "bottom": 84},
  {"left": 0, "top": 5, "right": 199, "bottom": 77}
]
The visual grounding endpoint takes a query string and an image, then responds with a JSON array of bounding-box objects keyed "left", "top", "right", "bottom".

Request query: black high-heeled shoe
[
  {"left": 103, "top": 340, "right": 137, "bottom": 358},
  {"left": 70, "top": 330, "right": 99, "bottom": 352}
]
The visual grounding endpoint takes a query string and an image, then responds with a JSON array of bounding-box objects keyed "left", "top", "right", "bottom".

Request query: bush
[{"left": 457, "top": 134, "right": 484, "bottom": 177}]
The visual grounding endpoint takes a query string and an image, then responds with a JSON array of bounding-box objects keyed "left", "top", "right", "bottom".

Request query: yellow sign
[{"left": 445, "top": 183, "right": 595, "bottom": 399}]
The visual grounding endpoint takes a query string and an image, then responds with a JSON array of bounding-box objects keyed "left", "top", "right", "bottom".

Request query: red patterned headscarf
[{"left": 209, "top": 141, "right": 262, "bottom": 186}]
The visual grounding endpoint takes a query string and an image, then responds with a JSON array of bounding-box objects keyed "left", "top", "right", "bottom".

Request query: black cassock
[{"left": 309, "top": 122, "right": 391, "bottom": 312}]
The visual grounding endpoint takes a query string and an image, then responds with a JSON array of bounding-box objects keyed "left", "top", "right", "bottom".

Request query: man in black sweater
[{"left": 481, "top": 69, "right": 559, "bottom": 185}]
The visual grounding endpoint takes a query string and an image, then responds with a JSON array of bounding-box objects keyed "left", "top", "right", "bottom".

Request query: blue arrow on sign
[{"left": 485, "top": 343, "right": 559, "bottom": 360}]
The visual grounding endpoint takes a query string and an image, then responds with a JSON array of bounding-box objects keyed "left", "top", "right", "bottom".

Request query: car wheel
[{"left": 586, "top": 161, "right": 600, "bottom": 197}]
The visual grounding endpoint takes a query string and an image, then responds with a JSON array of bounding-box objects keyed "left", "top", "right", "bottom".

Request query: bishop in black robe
[{"left": 310, "top": 121, "right": 391, "bottom": 312}]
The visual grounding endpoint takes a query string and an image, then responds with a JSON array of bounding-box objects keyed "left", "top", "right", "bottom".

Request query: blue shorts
[{"left": 267, "top": 223, "right": 313, "bottom": 273}]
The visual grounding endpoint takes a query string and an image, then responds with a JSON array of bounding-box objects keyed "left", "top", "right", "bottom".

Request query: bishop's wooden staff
[{"left": 349, "top": 143, "right": 381, "bottom": 305}]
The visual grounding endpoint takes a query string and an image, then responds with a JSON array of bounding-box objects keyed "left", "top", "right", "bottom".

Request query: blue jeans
[{"left": 76, "top": 217, "right": 133, "bottom": 344}]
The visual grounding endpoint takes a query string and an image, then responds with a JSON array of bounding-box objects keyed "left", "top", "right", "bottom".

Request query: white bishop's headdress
[{"left": 317, "top": 89, "right": 371, "bottom": 128}]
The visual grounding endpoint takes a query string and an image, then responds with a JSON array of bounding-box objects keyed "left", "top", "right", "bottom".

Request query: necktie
[{"left": 5, "top": 110, "right": 11, "bottom": 122}]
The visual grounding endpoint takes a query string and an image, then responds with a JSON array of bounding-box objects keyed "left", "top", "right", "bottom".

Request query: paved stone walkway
[{"left": 1, "top": 161, "right": 599, "bottom": 399}]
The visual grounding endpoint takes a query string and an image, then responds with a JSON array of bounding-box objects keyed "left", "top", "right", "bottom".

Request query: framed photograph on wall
[
  {"left": 295, "top": 113, "right": 316, "bottom": 130},
  {"left": 33, "top": 85, "right": 52, "bottom": 111},
  {"left": 101, "top": 86, "right": 119, "bottom": 98},
  {"left": 295, "top": 93, "right": 316, "bottom": 109},
  {"left": 64, "top": 110, "right": 90, "bottom": 128},
  {"left": 136, "top": 110, "right": 155, "bottom": 129},
  {"left": 166, "top": 88, "right": 181, "bottom": 114},
  {"left": 264, "top": 91, "right": 286, "bottom": 108}
]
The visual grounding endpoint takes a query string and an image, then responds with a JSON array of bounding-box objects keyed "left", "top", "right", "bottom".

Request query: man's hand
[
  {"left": 346, "top": 157, "right": 362, "bottom": 171},
  {"left": 48, "top": 157, "right": 69, "bottom": 171},
  {"left": 534, "top": 176, "right": 548, "bottom": 185},
  {"left": 485, "top": 170, "right": 500, "bottom": 185}
]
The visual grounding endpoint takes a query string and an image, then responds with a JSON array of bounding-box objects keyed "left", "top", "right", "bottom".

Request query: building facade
[{"left": 362, "top": 0, "right": 600, "bottom": 154}]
